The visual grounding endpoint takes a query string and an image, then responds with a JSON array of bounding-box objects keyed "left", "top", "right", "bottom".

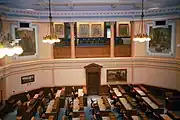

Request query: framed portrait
[
  {"left": 146, "top": 20, "right": 176, "bottom": 57},
  {"left": 118, "top": 24, "right": 129, "bottom": 37},
  {"left": 54, "top": 23, "right": 64, "bottom": 38},
  {"left": 107, "top": 69, "right": 127, "bottom": 82},
  {"left": 11, "top": 24, "right": 38, "bottom": 60},
  {"left": 78, "top": 24, "right": 90, "bottom": 37},
  {"left": 91, "top": 24, "right": 102, "bottom": 37}
]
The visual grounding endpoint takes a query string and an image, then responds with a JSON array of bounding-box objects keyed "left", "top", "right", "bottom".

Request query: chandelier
[
  {"left": 0, "top": 16, "right": 23, "bottom": 59},
  {"left": 133, "top": 0, "right": 151, "bottom": 42},
  {"left": 42, "top": 0, "right": 60, "bottom": 44}
]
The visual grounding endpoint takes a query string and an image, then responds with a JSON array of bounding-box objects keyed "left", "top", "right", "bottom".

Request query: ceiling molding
[{"left": 3, "top": 6, "right": 180, "bottom": 22}]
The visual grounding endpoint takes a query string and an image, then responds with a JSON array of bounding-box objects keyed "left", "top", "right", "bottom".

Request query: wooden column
[
  {"left": 131, "top": 21, "right": 135, "bottom": 57},
  {"left": 110, "top": 22, "right": 115, "bottom": 58},
  {"left": 70, "top": 22, "right": 75, "bottom": 58}
]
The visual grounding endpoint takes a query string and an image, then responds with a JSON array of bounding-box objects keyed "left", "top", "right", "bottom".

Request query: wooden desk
[
  {"left": 45, "top": 98, "right": 60, "bottom": 120},
  {"left": 48, "top": 115, "right": 55, "bottom": 120},
  {"left": 73, "top": 98, "right": 84, "bottom": 118},
  {"left": 16, "top": 116, "right": 22, "bottom": 120},
  {"left": 147, "top": 94, "right": 163, "bottom": 107},
  {"left": 25, "top": 99, "right": 38, "bottom": 120},
  {"left": 55, "top": 90, "right": 61, "bottom": 98},
  {"left": 124, "top": 95, "right": 137, "bottom": 107},
  {"left": 46, "top": 100, "right": 55, "bottom": 114},
  {"left": 119, "top": 98, "right": 132, "bottom": 110},
  {"left": 160, "top": 114, "right": 173, "bottom": 120},
  {"left": 139, "top": 85, "right": 149, "bottom": 94},
  {"left": 78, "top": 89, "right": 84, "bottom": 97},
  {"left": 134, "top": 87, "right": 146, "bottom": 96},
  {"left": 113, "top": 88, "right": 122, "bottom": 97},
  {"left": 109, "top": 113, "right": 117, "bottom": 120},
  {"left": 167, "top": 111, "right": 180, "bottom": 120},
  {"left": 98, "top": 98, "right": 106, "bottom": 111},
  {"left": 131, "top": 115, "right": 141, "bottom": 120},
  {"left": 101, "top": 96, "right": 111, "bottom": 110},
  {"left": 73, "top": 98, "right": 80, "bottom": 112},
  {"left": 142, "top": 97, "right": 158, "bottom": 109},
  {"left": 118, "top": 86, "right": 126, "bottom": 94}
]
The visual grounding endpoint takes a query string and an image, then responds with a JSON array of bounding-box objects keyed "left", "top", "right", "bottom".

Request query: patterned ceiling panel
[
  {"left": 0, "top": 0, "right": 179, "bottom": 21},
  {"left": 0, "top": 0, "right": 180, "bottom": 11}
]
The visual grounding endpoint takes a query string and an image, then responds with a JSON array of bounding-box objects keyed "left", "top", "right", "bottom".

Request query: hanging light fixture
[
  {"left": 0, "top": 29, "right": 23, "bottom": 59},
  {"left": 133, "top": 0, "right": 151, "bottom": 42},
  {"left": 42, "top": 0, "right": 60, "bottom": 44}
]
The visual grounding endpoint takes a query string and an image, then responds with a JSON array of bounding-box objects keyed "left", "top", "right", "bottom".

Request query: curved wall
[{"left": 0, "top": 57, "right": 179, "bottom": 100}]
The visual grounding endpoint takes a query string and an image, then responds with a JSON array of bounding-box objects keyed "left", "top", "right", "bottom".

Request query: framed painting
[
  {"left": 91, "top": 24, "right": 102, "bottom": 37},
  {"left": 107, "top": 69, "right": 127, "bottom": 82},
  {"left": 54, "top": 23, "right": 64, "bottom": 38},
  {"left": 78, "top": 24, "right": 90, "bottom": 38},
  {"left": 118, "top": 24, "right": 129, "bottom": 37},
  {"left": 11, "top": 24, "right": 38, "bottom": 60},
  {"left": 146, "top": 20, "right": 176, "bottom": 57}
]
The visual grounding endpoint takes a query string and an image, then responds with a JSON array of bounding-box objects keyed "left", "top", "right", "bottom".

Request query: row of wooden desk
[
  {"left": 109, "top": 85, "right": 177, "bottom": 120},
  {"left": 46, "top": 89, "right": 65, "bottom": 120},
  {"left": 16, "top": 91, "right": 44, "bottom": 120},
  {"left": 133, "top": 85, "right": 179, "bottom": 120}
]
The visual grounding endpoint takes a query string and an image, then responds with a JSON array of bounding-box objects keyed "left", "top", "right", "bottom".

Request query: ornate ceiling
[
  {"left": 0, "top": 0, "right": 180, "bottom": 11},
  {"left": 0, "top": 0, "right": 180, "bottom": 21}
]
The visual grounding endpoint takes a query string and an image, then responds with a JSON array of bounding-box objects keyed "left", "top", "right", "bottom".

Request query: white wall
[
  {"left": 54, "top": 69, "right": 86, "bottom": 86},
  {"left": 0, "top": 58, "right": 179, "bottom": 100},
  {"left": 5, "top": 69, "right": 53, "bottom": 99},
  {"left": 133, "top": 67, "right": 177, "bottom": 89}
]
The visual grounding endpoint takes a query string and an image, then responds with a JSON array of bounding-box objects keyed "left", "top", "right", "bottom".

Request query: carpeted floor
[{"left": 3, "top": 95, "right": 124, "bottom": 120}]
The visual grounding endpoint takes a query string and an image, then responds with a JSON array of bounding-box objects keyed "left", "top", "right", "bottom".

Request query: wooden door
[
  {"left": 84, "top": 63, "right": 102, "bottom": 95},
  {"left": 87, "top": 72, "right": 100, "bottom": 95}
]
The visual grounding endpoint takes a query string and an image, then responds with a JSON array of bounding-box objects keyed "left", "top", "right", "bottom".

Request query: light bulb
[
  {"left": 14, "top": 46, "right": 23, "bottom": 55},
  {"left": 0, "top": 48, "right": 6, "bottom": 58},
  {"left": 6, "top": 48, "right": 15, "bottom": 56}
]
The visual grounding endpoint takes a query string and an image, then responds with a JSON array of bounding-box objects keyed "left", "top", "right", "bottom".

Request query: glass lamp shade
[
  {"left": 13, "top": 46, "right": 23, "bottom": 55},
  {"left": 133, "top": 34, "right": 151, "bottom": 42},
  {"left": 42, "top": 35, "right": 60, "bottom": 44},
  {"left": 0, "top": 48, "right": 6, "bottom": 58},
  {"left": 6, "top": 48, "right": 15, "bottom": 56}
]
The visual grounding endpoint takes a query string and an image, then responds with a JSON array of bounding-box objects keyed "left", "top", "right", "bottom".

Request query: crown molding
[{"left": 1, "top": 6, "right": 180, "bottom": 22}]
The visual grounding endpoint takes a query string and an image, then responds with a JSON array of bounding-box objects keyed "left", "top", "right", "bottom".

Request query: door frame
[{"left": 84, "top": 63, "right": 102, "bottom": 95}]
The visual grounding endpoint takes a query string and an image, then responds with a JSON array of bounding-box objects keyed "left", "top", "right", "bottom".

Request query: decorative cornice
[
  {"left": 0, "top": 57, "right": 179, "bottom": 77},
  {"left": 2, "top": 6, "right": 180, "bottom": 22}
]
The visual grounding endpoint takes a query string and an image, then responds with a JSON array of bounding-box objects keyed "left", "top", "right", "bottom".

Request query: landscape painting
[{"left": 107, "top": 69, "right": 127, "bottom": 82}]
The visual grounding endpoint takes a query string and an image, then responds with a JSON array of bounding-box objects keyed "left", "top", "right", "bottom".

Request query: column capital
[
  {"left": 110, "top": 21, "right": 116, "bottom": 25},
  {"left": 69, "top": 22, "right": 75, "bottom": 26}
]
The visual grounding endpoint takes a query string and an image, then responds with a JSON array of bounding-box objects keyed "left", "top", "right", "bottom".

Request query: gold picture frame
[
  {"left": 54, "top": 23, "right": 64, "bottom": 38},
  {"left": 15, "top": 28, "right": 36, "bottom": 56},
  {"left": 119, "top": 24, "right": 129, "bottom": 37},
  {"left": 107, "top": 69, "right": 127, "bottom": 82},
  {"left": 79, "top": 24, "right": 90, "bottom": 37},
  {"left": 91, "top": 24, "right": 102, "bottom": 37}
]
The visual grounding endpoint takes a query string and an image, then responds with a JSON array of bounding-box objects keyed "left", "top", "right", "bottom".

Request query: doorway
[{"left": 84, "top": 63, "right": 102, "bottom": 95}]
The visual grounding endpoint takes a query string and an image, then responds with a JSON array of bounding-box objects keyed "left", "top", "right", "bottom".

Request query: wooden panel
[
  {"left": 54, "top": 47, "right": 71, "bottom": 59},
  {"left": 115, "top": 45, "right": 131, "bottom": 57},
  {"left": 76, "top": 45, "right": 110, "bottom": 58}
]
